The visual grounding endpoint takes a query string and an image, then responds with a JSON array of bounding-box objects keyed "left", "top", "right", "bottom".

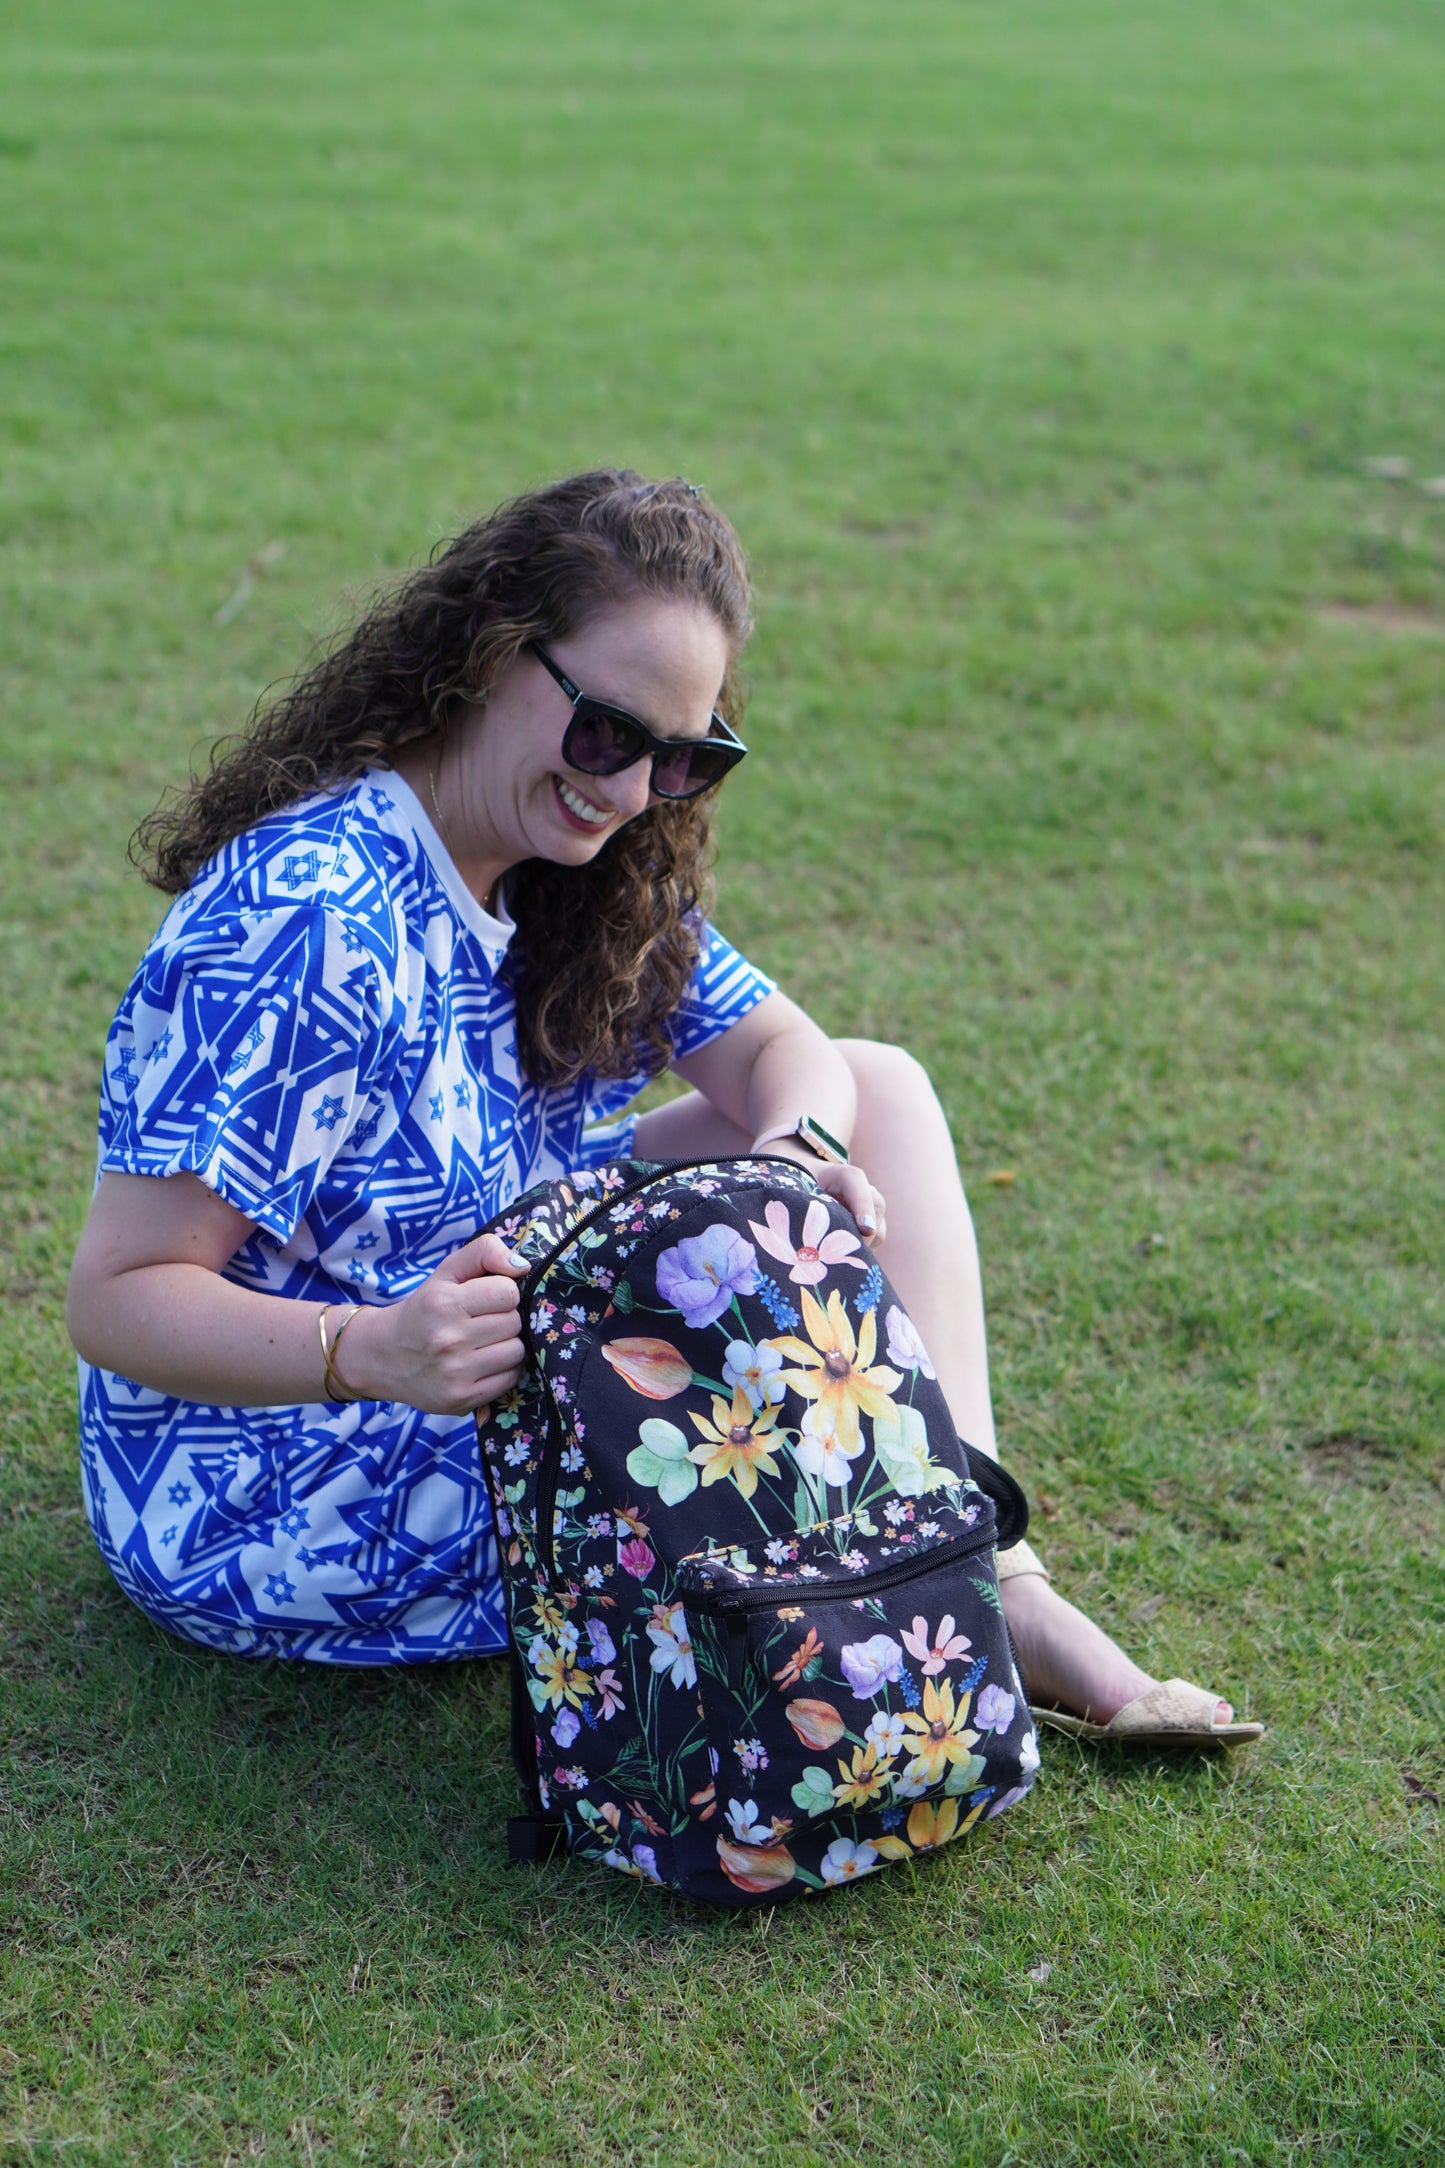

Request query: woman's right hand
[{"left": 336, "top": 1233, "right": 528, "bottom": 1415}]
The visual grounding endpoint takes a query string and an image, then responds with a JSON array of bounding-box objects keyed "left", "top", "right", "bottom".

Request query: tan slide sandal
[{"left": 1033, "top": 1678, "right": 1265, "bottom": 1748}]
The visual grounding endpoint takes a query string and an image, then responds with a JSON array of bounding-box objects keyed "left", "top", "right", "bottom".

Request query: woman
[{"left": 67, "top": 469, "right": 1259, "bottom": 1745}]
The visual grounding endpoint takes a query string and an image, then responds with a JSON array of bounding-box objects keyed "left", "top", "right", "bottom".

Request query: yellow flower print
[
  {"left": 905, "top": 1798, "right": 960, "bottom": 1850},
  {"left": 688, "top": 1386, "right": 784, "bottom": 1499},
  {"left": 899, "top": 1677, "right": 980, "bottom": 1787},
  {"left": 535, "top": 1591, "right": 574, "bottom": 1635},
  {"left": 832, "top": 1741, "right": 893, "bottom": 1810},
  {"left": 531, "top": 1642, "right": 596, "bottom": 1712},
  {"left": 771, "top": 1288, "right": 902, "bottom": 1460},
  {"left": 909, "top": 1795, "right": 987, "bottom": 1847},
  {"left": 873, "top": 1792, "right": 990, "bottom": 1863}
]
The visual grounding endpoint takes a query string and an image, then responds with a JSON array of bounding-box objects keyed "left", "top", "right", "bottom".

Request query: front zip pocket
[{"left": 675, "top": 1492, "right": 1035, "bottom": 1858}]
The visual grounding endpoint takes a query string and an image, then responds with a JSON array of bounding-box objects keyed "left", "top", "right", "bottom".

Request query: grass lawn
[{"left": 3, "top": 0, "right": 1444, "bottom": 2159}]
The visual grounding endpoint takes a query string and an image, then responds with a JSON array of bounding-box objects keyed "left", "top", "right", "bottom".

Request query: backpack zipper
[
  {"left": 682, "top": 1522, "right": 1000, "bottom": 1690},
  {"left": 682, "top": 1520, "right": 998, "bottom": 1616},
  {"left": 518, "top": 1154, "right": 810, "bottom": 1315},
  {"left": 524, "top": 1155, "right": 814, "bottom": 1582}
]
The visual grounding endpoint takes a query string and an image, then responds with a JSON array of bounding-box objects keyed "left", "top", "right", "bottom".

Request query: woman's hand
[
  {"left": 756, "top": 1145, "right": 886, "bottom": 1247},
  {"left": 67, "top": 1173, "right": 529, "bottom": 1416},
  {"left": 809, "top": 1157, "right": 886, "bottom": 1247},
  {"left": 336, "top": 1233, "right": 528, "bottom": 1415}
]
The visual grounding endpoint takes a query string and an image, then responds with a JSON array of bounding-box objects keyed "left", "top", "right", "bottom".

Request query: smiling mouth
[{"left": 554, "top": 776, "right": 612, "bottom": 829}]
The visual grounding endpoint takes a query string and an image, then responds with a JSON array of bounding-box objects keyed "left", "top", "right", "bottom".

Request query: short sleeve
[
  {"left": 668, "top": 918, "right": 777, "bottom": 1067},
  {"left": 579, "top": 923, "right": 776, "bottom": 1130},
  {"left": 99, "top": 906, "right": 393, "bottom": 1243}
]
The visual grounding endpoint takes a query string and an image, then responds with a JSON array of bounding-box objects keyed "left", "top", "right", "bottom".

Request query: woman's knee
[{"left": 835, "top": 1037, "right": 937, "bottom": 1120}]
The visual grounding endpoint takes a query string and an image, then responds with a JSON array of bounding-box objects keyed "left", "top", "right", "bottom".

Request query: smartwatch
[{"left": 750, "top": 1114, "right": 851, "bottom": 1166}]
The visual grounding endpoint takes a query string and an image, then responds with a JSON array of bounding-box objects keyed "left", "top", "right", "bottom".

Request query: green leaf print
[
  {"left": 943, "top": 1752, "right": 989, "bottom": 1797},
  {"left": 625, "top": 1418, "right": 700, "bottom": 1506},
  {"left": 872, "top": 1404, "right": 952, "bottom": 1497},
  {"left": 791, "top": 1766, "right": 836, "bottom": 1817}
]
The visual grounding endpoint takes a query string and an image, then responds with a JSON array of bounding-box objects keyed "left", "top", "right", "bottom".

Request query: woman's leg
[
  {"left": 834, "top": 1040, "right": 1168, "bottom": 1725},
  {"left": 832, "top": 1041, "right": 996, "bottom": 1451},
  {"left": 636, "top": 1056, "right": 1227, "bottom": 1725},
  {"left": 640, "top": 1048, "right": 996, "bottom": 1447}
]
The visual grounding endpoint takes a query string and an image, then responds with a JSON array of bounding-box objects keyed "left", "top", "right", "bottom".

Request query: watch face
[{"left": 798, "top": 1116, "right": 849, "bottom": 1165}]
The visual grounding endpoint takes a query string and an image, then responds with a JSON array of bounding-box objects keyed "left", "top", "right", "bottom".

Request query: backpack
[{"left": 477, "top": 1155, "right": 1040, "bottom": 1906}]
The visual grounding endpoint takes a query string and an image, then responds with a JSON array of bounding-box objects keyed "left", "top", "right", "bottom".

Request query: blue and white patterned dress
[{"left": 80, "top": 770, "right": 774, "bottom": 1663}]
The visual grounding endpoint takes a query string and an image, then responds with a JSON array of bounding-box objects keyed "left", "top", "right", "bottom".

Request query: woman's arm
[
  {"left": 66, "top": 1172, "right": 526, "bottom": 1415},
  {"left": 670, "top": 991, "right": 886, "bottom": 1238}
]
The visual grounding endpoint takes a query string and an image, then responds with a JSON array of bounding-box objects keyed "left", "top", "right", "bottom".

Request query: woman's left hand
[
  {"left": 810, "top": 1157, "right": 886, "bottom": 1246},
  {"left": 761, "top": 1148, "right": 885, "bottom": 1246}
]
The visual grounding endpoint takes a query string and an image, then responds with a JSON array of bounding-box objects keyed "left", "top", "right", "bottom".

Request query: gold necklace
[{"left": 427, "top": 762, "right": 451, "bottom": 848}]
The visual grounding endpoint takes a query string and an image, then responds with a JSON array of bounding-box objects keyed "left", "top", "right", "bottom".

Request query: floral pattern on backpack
[{"left": 478, "top": 1157, "right": 1039, "bottom": 1905}]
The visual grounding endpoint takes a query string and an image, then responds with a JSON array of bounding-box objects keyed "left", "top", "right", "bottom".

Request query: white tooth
[{"left": 558, "top": 779, "right": 608, "bottom": 824}]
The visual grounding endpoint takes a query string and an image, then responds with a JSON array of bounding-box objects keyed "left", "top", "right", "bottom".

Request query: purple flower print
[
  {"left": 975, "top": 1684, "right": 1016, "bottom": 1735},
  {"left": 840, "top": 1634, "right": 905, "bottom": 1698},
  {"left": 655, "top": 1224, "right": 760, "bottom": 1330},
  {"left": 585, "top": 1618, "right": 617, "bottom": 1666},
  {"left": 551, "top": 1709, "right": 581, "bottom": 1749}
]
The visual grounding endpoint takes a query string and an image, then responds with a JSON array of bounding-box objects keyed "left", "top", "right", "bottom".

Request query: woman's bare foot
[{"left": 1001, "top": 1574, "right": 1235, "bottom": 1727}]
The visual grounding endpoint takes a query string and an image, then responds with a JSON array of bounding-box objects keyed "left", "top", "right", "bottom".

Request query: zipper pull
[{"left": 726, "top": 1614, "right": 750, "bottom": 1692}]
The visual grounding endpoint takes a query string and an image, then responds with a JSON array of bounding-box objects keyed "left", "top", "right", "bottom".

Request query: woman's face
[{"left": 446, "top": 593, "right": 732, "bottom": 879}]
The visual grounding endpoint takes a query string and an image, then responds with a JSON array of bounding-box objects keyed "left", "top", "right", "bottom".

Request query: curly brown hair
[{"left": 134, "top": 470, "right": 753, "bottom": 1087}]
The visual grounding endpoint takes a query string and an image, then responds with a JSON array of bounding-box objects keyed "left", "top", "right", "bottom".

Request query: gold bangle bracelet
[{"left": 318, "top": 1302, "right": 362, "bottom": 1403}]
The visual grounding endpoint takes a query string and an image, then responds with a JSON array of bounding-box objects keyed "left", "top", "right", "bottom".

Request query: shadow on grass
[
  {"left": 9, "top": 1568, "right": 737, "bottom": 1957},
  {"left": 5, "top": 1554, "right": 1247, "bottom": 1972}
]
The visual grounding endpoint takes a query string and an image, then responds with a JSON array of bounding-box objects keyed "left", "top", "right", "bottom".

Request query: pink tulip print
[{"left": 600, "top": 1337, "right": 694, "bottom": 1400}]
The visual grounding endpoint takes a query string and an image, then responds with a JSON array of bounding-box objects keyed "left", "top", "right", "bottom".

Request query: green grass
[{"left": 3, "top": 0, "right": 1444, "bottom": 2160}]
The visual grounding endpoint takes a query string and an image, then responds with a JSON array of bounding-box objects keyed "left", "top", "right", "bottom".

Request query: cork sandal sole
[{"left": 1032, "top": 1677, "right": 1265, "bottom": 1747}]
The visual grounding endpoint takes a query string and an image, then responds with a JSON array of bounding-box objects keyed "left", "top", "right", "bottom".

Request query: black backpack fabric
[{"left": 477, "top": 1155, "right": 1040, "bottom": 1906}]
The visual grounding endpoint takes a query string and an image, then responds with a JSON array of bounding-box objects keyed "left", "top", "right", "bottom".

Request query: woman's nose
[{"left": 607, "top": 758, "right": 655, "bottom": 821}]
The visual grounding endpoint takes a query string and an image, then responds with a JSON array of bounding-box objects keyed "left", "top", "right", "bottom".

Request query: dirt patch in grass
[
  {"left": 1317, "top": 603, "right": 1445, "bottom": 638},
  {"left": 1298, "top": 1430, "right": 1396, "bottom": 1489}
]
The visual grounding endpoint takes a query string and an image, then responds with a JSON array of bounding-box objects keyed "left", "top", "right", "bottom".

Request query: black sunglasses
[{"left": 529, "top": 643, "right": 747, "bottom": 800}]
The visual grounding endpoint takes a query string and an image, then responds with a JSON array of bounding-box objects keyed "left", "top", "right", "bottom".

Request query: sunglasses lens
[
  {"left": 562, "top": 689, "right": 742, "bottom": 799},
  {"left": 650, "top": 740, "right": 731, "bottom": 797},
  {"left": 565, "top": 701, "right": 645, "bottom": 775}
]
